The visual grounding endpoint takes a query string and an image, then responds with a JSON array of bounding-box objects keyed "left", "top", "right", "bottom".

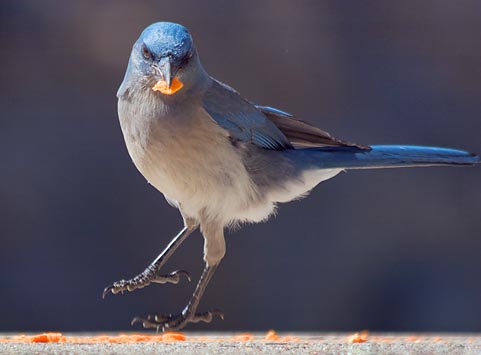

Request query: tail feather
[{"left": 293, "top": 145, "right": 480, "bottom": 170}]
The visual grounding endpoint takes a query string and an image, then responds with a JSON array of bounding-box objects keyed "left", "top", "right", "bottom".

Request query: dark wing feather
[
  {"left": 202, "top": 80, "right": 293, "bottom": 151},
  {"left": 256, "top": 105, "right": 369, "bottom": 149}
]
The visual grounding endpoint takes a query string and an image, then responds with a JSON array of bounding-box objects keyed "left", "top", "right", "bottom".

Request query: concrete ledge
[{"left": 1, "top": 333, "right": 480, "bottom": 355}]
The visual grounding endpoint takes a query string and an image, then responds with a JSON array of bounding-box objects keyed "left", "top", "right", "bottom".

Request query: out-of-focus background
[{"left": 1, "top": 0, "right": 480, "bottom": 332}]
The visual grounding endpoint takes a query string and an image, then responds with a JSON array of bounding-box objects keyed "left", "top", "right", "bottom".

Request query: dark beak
[
  {"left": 151, "top": 56, "right": 184, "bottom": 95},
  {"left": 157, "top": 57, "right": 174, "bottom": 88}
]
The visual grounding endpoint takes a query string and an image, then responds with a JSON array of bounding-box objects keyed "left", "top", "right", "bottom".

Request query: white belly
[{"left": 120, "top": 104, "right": 271, "bottom": 224}]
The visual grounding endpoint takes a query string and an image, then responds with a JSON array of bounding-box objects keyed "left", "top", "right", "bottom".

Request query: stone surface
[{"left": 1, "top": 333, "right": 480, "bottom": 355}]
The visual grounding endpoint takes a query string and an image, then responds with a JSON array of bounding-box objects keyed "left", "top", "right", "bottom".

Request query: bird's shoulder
[{"left": 201, "top": 78, "right": 293, "bottom": 150}]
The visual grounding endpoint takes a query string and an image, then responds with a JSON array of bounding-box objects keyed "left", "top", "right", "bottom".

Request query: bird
[{"left": 103, "top": 21, "right": 479, "bottom": 331}]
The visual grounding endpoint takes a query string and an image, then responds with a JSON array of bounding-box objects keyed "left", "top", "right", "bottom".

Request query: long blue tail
[{"left": 293, "top": 145, "right": 479, "bottom": 170}]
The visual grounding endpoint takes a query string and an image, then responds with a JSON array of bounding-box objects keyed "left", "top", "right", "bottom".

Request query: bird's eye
[
  {"left": 178, "top": 50, "right": 193, "bottom": 67},
  {"left": 141, "top": 45, "right": 152, "bottom": 60}
]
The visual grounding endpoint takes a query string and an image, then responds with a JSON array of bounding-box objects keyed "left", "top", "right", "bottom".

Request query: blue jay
[{"left": 103, "top": 22, "right": 479, "bottom": 331}]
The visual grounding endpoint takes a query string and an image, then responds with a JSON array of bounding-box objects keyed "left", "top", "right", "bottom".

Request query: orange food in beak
[{"left": 152, "top": 77, "right": 184, "bottom": 95}]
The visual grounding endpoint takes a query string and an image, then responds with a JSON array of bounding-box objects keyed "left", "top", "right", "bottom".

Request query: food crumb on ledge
[{"left": 348, "top": 331, "right": 369, "bottom": 343}]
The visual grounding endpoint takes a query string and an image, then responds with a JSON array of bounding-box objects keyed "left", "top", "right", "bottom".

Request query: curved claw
[
  {"left": 102, "top": 285, "right": 113, "bottom": 299},
  {"left": 130, "top": 316, "right": 144, "bottom": 327},
  {"left": 210, "top": 309, "right": 225, "bottom": 321},
  {"left": 171, "top": 270, "right": 191, "bottom": 283},
  {"left": 131, "top": 316, "right": 160, "bottom": 330},
  {"left": 102, "top": 282, "right": 127, "bottom": 298},
  {"left": 102, "top": 279, "right": 130, "bottom": 298}
]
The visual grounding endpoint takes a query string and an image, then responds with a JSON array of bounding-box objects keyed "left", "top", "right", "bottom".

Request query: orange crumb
[
  {"left": 31, "top": 332, "right": 65, "bottom": 343},
  {"left": 265, "top": 330, "right": 280, "bottom": 341},
  {"left": 152, "top": 77, "right": 183, "bottom": 95},
  {"left": 162, "top": 332, "right": 186, "bottom": 342},
  {"left": 348, "top": 331, "right": 369, "bottom": 343},
  {"left": 106, "top": 334, "right": 135, "bottom": 343}
]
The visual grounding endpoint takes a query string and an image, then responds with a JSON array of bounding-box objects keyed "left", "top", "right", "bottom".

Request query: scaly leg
[
  {"left": 131, "top": 263, "right": 223, "bottom": 331},
  {"left": 103, "top": 223, "right": 197, "bottom": 298}
]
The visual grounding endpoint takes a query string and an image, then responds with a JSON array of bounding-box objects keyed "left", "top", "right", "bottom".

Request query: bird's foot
[
  {"left": 131, "top": 309, "right": 224, "bottom": 332},
  {"left": 102, "top": 268, "right": 190, "bottom": 298}
]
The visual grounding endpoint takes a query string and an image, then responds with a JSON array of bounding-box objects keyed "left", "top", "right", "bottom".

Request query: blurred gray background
[{"left": 1, "top": 0, "right": 480, "bottom": 332}]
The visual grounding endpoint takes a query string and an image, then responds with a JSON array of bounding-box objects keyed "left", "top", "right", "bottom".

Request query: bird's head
[{"left": 119, "top": 22, "right": 206, "bottom": 98}]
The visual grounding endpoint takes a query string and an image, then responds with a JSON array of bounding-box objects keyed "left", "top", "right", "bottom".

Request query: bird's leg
[
  {"left": 131, "top": 218, "right": 225, "bottom": 331},
  {"left": 132, "top": 263, "right": 223, "bottom": 331},
  {"left": 103, "top": 222, "right": 198, "bottom": 298}
]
